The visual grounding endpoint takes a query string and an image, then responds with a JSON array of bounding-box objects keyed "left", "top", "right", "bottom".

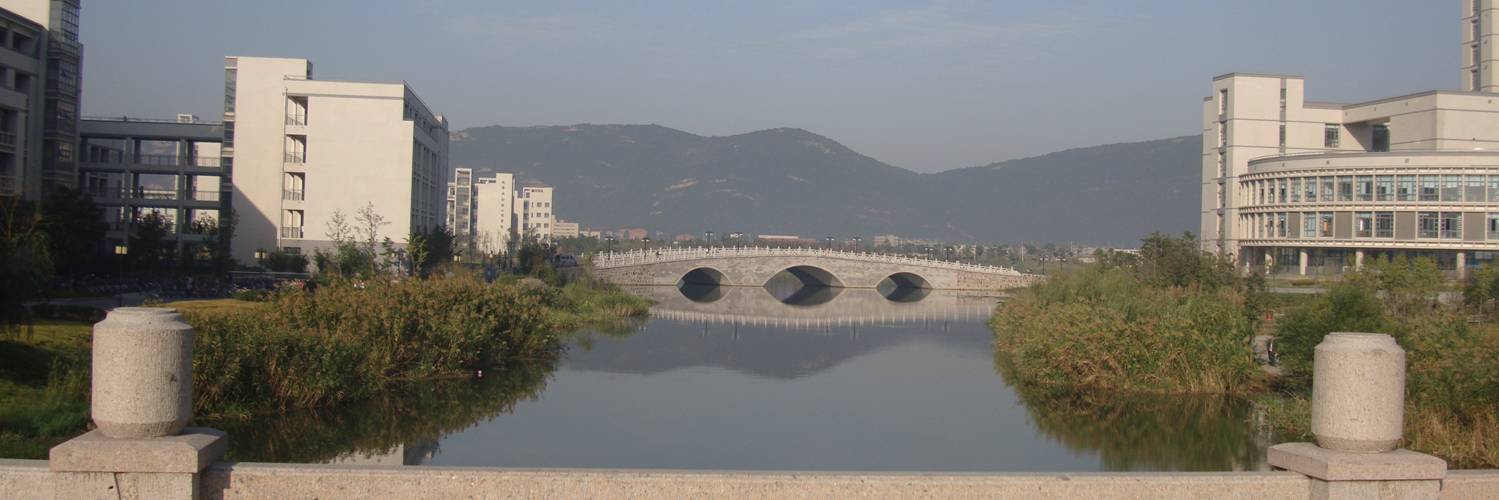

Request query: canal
[{"left": 214, "top": 281, "right": 1270, "bottom": 471}]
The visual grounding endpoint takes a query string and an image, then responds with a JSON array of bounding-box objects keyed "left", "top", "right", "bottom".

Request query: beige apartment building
[
  {"left": 553, "top": 219, "right": 579, "bottom": 239},
  {"left": 225, "top": 56, "right": 449, "bottom": 263},
  {"left": 515, "top": 185, "right": 554, "bottom": 242},
  {"left": 0, "top": 0, "right": 81, "bottom": 199},
  {"left": 472, "top": 172, "right": 514, "bottom": 255},
  {"left": 1203, "top": 1, "right": 1499, "bottom": 276}
]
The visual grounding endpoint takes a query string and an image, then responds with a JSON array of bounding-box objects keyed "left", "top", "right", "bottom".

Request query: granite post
[
  {"left": 48, "top": 308, "right": 226, "bottom": 500},
  {"left": 1268, "top": 332, "right": 1447, "bottom": 500}
]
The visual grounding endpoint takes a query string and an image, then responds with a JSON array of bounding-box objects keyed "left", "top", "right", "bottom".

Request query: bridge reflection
[{"left": 628, "top": 285, "right": 1003, "bottom": 330}]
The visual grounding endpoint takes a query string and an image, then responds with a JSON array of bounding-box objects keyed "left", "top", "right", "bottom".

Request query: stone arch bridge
[{"left": 591, "top": 247, "right": 1042, "bottom": 291}]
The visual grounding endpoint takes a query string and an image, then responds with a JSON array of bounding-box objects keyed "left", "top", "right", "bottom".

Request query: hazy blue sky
[{"left": 82, "top": 1, "right": 1453, "bottom": 172}]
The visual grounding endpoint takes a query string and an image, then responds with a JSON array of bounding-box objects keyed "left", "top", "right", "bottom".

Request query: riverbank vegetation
[
  {"left": 991, "top": 233, "right": 1266, "bottom": 395},
  {"left": 991, "top": 234, "right": 1499, "bottom": 467},
  {"left": 0, "top": 267, "right": 649, "bottom": 458}
]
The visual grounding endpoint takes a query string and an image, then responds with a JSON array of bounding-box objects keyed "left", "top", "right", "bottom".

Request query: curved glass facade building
[{"left": 1203, "top": 1, "right": 1499, "bottom": 276}]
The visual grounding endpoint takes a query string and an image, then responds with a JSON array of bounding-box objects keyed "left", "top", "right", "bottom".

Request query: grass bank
[
  {"left": 0, "top": 271, "right": 650, "bottom": 458},
  {"left": 991, "top": 237, "right": 1499, "bottom": 468}
]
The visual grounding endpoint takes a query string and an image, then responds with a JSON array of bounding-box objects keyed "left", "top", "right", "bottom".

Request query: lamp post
[
  {"left": 604, "top": 235, "right": 616, "bottom": 253},
  {"left": 704, "top": 231, "right": 714, "bottom": 247},
  {"left": 852, "top": 236, "right": 862, "bottom": 250},
  {"left": 114, "top": 244, "right": 128, "bottom": 277},
  {"left": 824, "top": 236, "right": 836, "bottom": 249},
  {"left": 254, "top": 249, "right": 267, "bottom": 270}
]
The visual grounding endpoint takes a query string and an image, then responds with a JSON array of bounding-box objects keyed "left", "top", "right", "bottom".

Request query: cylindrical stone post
[
  {"left": 1311, "top": 332, "right": 1405, "bottom": 453},
  {"left": 91, "top": 307, "right": 194, "bottom": 439}
]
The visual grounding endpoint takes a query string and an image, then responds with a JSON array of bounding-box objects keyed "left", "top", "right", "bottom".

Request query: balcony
[
  {"left": 280, "top": 226, "right": 304, "bottom": 239},
  {"left": 284, "top": 152, "right": 305, "bottom": 164},
  {"left": 285, "top": 114, "right": 306, "bottom": 127},
  {"left": 283, "top": 189, "right": 304, "bottom": 201},
  {"left": 0, "top": 131, "right": 14, "bottom": 151}
]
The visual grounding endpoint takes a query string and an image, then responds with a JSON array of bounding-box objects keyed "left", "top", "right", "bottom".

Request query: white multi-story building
[
  {"left": 472, "top": 172, "right": 514, "bottom": 255},
  {"left": 0, "top": 0, "right": 81, "bottom": 199},
  {"left": 1203, "top": 1, "right": 1499, "bottom": 277},
  {"left": 446, "top": 167, "right": 474, "bottom": 240},
  {"left": 552, "top": 219, "right": 579, "bottom": 239},
  {"left": 515, "top": 185, "right": 553, "bottom": 242},
  {"left": 224, "top": 56, "right": 449, "bottom": 263}
]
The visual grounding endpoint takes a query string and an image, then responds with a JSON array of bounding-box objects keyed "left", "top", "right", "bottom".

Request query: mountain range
[{"left": 449, "top": 124, "right": 1200, "bottom": 246}]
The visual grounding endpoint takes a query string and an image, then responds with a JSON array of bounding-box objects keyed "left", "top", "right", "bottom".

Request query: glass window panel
[
  {"left": 1356, "top": 176, "right": 1374, "bottom": 202},
  {"left": 1277, "top": 213, "right": 1287, "bottom": 237},
  {"left": 1489, "top": 213, "right": 1499, "bottom": 240},
  {"left": 1375, "top": 212, "right": 1394, "bottom": 238},
  {"left": 1443, "top": 175, "right": 1463, "bottom": 201},
  {"left": 1303, "top": 212, "right": 1318, "bottom": 238},
  {"left": 1419, "top": 212, "right": 1440, "bottom": 238},
  {"left": 1420, "top": 176, "right": 1440, "bottom": 201},
  {"left": 1442, "top": 212, "right": 1462, "bottom": 239},
  {"left": 1398, "top": 175, "right": 1417, "bottom": 201},
  {"left": 1322, "top": 177, "right": 1335, "bottom": 201},
  {"left": 1291, "top": 178, "right": 1302, "bottom": 203},
  {"left": 1337, "top": 176, "right": 1354, "bottom": 201},
  {"left": 1376, "top": 175, "right": 1393, "bottom": 202},
  {"left": 1320, "top": 212, "right": 1334, "bottom": 238},
  {"left": 1490, "top": 176, "right": 1499, "bottom": 202},
  {"left": 1355, "top": 212, "right": 1373, "bottom": 238},
  {"left": 1467, "top": 175, "right": 1486, "bottom": 202},
  {"left": 1303, "top": 178, "right": 1317, "bottom": 202},
  {"left": 1278, "top": 179, "right": 1288, "bottom": 203}
]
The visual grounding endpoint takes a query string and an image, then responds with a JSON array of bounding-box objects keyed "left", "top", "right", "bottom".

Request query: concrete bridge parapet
[{"left": 592, "top": 246, "right": 1043, "bottom": 291}]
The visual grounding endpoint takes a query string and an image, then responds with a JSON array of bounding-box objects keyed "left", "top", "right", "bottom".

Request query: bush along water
[
  {"left": 990, "top": 233, "right": 1266, "bottom": 396},
  {"left": 188, "top": 272, "right": 570, "bottom": 416},
  {"left": 1265, "top": 256, "right": 1499, "bottom": 468}
]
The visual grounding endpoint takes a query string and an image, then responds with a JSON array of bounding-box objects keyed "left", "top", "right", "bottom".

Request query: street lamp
[
  {"left": 824, "top": 236, "right": 836, "bottom": 248},
  {"left": 254, "top": 248, "right": 267, "bottom": 269},
  {"left": 704, "top": 231, "right": 714, "bottom": 247},
  {"left": 114, "top": 244, "right": 128, "bottom": 277},
  {"left": 604, "top": 235, "right": 616, "bottom": 253}
]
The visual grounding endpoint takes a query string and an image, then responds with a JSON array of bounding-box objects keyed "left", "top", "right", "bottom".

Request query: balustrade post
[
  {"left": 1267, "top": 332, "right": 1446, "bottom": 499},
  {"left": 49, "top": 308, "right": 227, "bottom": 499}
]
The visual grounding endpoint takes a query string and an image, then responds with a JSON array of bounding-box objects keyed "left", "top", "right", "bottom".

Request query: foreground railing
[{"left": 592, "top": 246, "right": 1026, "bottom": 275}]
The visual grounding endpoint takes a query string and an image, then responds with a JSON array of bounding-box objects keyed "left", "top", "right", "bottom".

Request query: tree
[
  {"left": 190, "top": 209, "right": 237, "bottom": 271},
  {"left": 0, "top": 196, "right": 50, "bottom": 334},
  {"left": 37, "top": 187, "right": 106, "bottom": 276},
  {"left": 129, "top": 211, "right": 175, "bottom": 270}
]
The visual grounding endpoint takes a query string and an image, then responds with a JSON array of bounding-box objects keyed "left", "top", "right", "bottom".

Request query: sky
[{"left": 81, "top": 1, "right": 1454, "bottom": 173}]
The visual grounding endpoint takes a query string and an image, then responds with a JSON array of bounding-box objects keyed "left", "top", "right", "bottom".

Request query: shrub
[{"left": 992, "top": 265, "right": 1260, "bottom": 395}]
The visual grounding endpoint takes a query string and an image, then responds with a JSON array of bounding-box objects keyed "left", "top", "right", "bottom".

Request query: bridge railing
[{"left": 590, "top": 246, "right": 1030, "bottom": 276}]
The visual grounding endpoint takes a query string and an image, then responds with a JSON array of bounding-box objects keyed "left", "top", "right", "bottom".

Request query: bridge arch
[
  {"left": 882, "top": 272, "right": 931, "bottom": 289},
  {"left": 678, "top": 267, "right": 728, "bottom": 286},
  {"left": 773, "top": 265, "right": 844, "bottom": 288}
]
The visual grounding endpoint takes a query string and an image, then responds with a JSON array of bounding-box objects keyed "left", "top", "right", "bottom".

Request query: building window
[
  {"left": 1321, "top": 176, "right": 1335, "bottom": 201},
  {"left": 1319, "top": 212, "right": 1334, "bottom": 238},
  {"left": 1219, "top": 123, "right": 1227, "bottom": 148},
  {"left": 1443, "top": 175, "right": 1464, "bottom": 201},
  {"left": 1219, "top": 89, "right": 1228, "bottom": 115},
  {"left": 1278, "top": 179, "right": 1288, "bottom": 203},
  {"left": 1419, "top": 212, "right": 1440, "bottom": 238},
  {"left": 1375, "top": 175, "right": 1394, "bottom": 201},
  {"left": 1355, "top": 212, "right": 1373, "bottom": 238},
  {"left": 1468, "top": 175, "right": 1487, "bottom": 202},
  {"left": 1278, "top": 125, "right": 1286, "bottom": 148},
  {"left": 1399, "top": 175, "right": 1417, "bottom": 201},
  {"left": 1303, "top": 178, "right": 1317, "bottom": 202},
  {"left": 1375, "top": 212, "right": 1394, "bottom": 238},
  {"left": 1290, "top": 178, "right": 1302, "bottom": 203},
  {"left": 1337, "top": 176, "right": 1353, "bottom": 201},
  {"left": 1355, "top": 176, "right": 1373, "bottom": 202},
  {"left": 1489, "top": 214, "right": 1499, "bottom": 240},
  {"left": 1419, "top": 175, "right": 1440, "bottom": 201},
  {"left": 1217, "top": 153, "right": 1226, "bottom": 178},
  {"left": 1442, "top": 212, "right": 1463, "bottom": 239},
  {"left": 1324, "top": 124, "right": 1341, "bottom": 148},
  {"left": 1302, "top": 212, "right": 1318, "bottom": 238},
  {"left": 1372, "top": 124, "right": 1390, "bottom": 152}
]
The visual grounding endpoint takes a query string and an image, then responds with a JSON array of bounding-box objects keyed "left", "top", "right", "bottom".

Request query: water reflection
[
  {"left": 205, "top": 357, "right": 558, "bottom": 465},
  {"left": 993, "top": 355, "right": 1269, "bottom": 471},
  {"left": 216, "top": 284, "right": 1268, "bottom": 472}
]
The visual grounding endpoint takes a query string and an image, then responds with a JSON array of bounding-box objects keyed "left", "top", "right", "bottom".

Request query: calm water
[{"left": 215, "top": 283, "right": 1270, "bottom": 471}]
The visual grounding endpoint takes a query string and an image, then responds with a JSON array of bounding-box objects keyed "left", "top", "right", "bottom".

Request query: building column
[
  {"left": 1299, "top": 249, "right": 1309, "bottom": 276},
  {"left": 1354, "top": 250, "right": 1365, "bottom": 270},
  {"left": 1457, "top": 251, "right": 1467, "bottom": 280}
]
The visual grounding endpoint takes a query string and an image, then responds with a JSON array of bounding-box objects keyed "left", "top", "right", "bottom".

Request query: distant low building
[
  {"left": 622, "top": 228, "right": 648, "bottom": 240},
  {"left": 758, "top": 234, "right": 813, "bottom": 246},
  {"left": 553, "top": 219, "right": 579, "bottom": 238}
]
